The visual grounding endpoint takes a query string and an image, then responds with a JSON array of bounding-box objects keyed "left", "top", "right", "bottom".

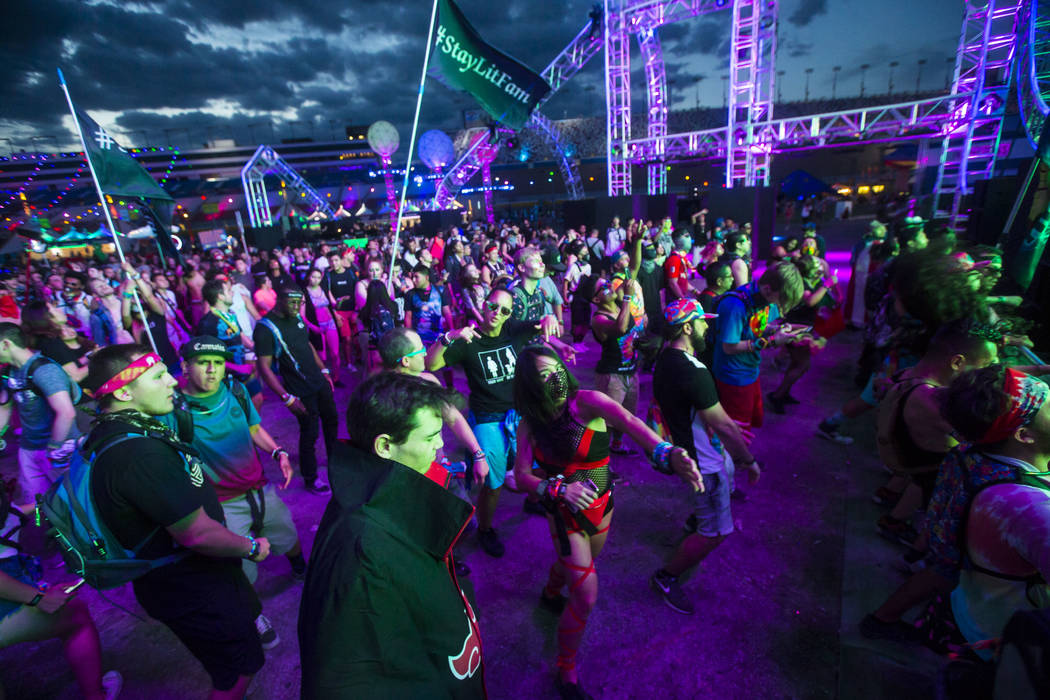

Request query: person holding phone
[
  {"left": 0, "top": 503, "right": 121, "bottom": 699},
  {"left": 512, "top": 345, "right": 702, "bottom": 700}
]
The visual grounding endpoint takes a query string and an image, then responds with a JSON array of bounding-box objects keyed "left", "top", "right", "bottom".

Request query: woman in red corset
[{"left": 512, "top": 345, "right": 701, "bottom": 700}]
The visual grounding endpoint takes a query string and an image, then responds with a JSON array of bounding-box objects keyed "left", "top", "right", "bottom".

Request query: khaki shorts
[{"left": 222, "top": 485, "right": 299, "bottom": 583}]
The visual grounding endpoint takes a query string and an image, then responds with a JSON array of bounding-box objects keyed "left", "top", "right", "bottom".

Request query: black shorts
[{"left": 140, "top": 567, "right": 264, "bottom": 691}]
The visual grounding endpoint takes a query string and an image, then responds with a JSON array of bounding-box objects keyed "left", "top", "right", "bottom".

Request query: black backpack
[{"left": 993, "top": 608, "right": 1050, "bottom": 699}]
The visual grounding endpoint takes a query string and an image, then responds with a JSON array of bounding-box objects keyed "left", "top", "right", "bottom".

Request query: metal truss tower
[
  {"left": 725, "top": 0, "right": 777, "bottom": 188},
  {"left": 933, "top": 0, "right": 1023, "bottom": 225},
  {"left": 240, "top": 145, "right": 333, "bottom": 228},
  {"left": 605, "top": 0, "right": 633, "bottom": 196},
  {"left": 637, "top": 26, "right": 668, "bottom": 195}
]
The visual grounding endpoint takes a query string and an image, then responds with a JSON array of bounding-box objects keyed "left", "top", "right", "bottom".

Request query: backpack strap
[{"left": 258, "top": 318, "right": 305, "bottom": 378}]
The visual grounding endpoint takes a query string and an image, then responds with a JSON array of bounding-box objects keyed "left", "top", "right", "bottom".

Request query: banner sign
[{"left": 435, "top": 0, "right": 551, "bottom": 131}]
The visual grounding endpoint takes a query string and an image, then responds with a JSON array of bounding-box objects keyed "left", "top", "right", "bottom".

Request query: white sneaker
[
  {"left": 255, "top": 614, "right": 280, "bottom": 650},
  {"left": 102, "top": 670, "right": 123, "bottom": 700}
]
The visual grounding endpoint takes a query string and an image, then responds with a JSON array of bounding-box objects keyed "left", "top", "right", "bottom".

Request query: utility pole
[
  {"left": 832, "top": 66, "right": 841, "bottom": 99},
  {"left": 888, "top": 61, "right": 899, "bottom": 95},
  {"left": 860, "top": 63, "right": 871, "bottom": 97},
  {"left": 916, "top": 58, "right": 926, "bottom": 94},
  {"left": 804, "top": 67, "right": 814, "bottom": 101}
]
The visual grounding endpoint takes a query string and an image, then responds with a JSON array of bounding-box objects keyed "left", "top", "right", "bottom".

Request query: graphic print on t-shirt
[{"left": 479, "top": 345, "right": 516, "bottom": 385}]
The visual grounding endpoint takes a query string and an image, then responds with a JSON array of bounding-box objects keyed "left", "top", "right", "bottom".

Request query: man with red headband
[
  {"left": 85, "top": 344, "right": 271, "bottom": 698},
  {"left": 862, "top": 364, "right": 1050, "bottom": 650}
]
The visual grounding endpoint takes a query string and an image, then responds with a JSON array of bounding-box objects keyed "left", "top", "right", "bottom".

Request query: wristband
[
  {"left": 440, "top": 332, "right": 454, "bottom": 347},
  {"left": 282, "top": 394, "right": 296, "bottom": 407},
  {"left": 271, "top": 447, "right": 289, "bottom": 461},
  {"left": 27, "top": 592, "right": 44, "bottom": 607},
  {"left": 321, "top": 368, "right": 331, "bottom": 375},
  {"left": 650, "top": 441, "right": 675, "bottom": 475},
  {"left": 244, "top": 535, "right": 259, "bottom": 560},
  {"left": 471, "top": 448, "right": 486, "bottom": 462},
  {"left": 754, "top": 337, "right": 769, "bottom": 351}
]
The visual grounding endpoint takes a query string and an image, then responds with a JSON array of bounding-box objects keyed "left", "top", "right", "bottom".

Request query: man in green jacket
[{"left": 298, "top": 372, "right": 486, "bottom": 698}]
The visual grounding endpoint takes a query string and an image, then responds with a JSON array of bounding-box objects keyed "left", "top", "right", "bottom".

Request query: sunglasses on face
[
  {"left": 485, "top": 301, "right": 513, "bottom": 316},
  {"left": 400, "top": 347, "right": 426, "bottom": 361}
]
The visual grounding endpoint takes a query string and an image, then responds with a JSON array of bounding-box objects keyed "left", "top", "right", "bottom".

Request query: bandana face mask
[{"left": 546, "top": 366, "right": 569, "bottom": 401}]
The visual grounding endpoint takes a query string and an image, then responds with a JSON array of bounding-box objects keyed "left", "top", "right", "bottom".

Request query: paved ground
[{"left": 1, "top": 218, "right": 953, "bottom": 699}]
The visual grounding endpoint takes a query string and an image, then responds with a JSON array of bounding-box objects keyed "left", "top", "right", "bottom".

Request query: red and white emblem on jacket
[{"left": 448, "top": 598, "right": 482, "bottom": 680}]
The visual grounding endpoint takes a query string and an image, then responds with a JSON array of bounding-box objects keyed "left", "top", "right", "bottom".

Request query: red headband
[
  {"left": 94, "top": 353, "right": 164, "bottom": 397},
  {"left": 978, "top": 368, "right": 1049, "bottom": 444}
]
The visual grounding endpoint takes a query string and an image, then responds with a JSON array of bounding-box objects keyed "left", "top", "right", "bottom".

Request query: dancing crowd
[{"left": 0, "top": 208, "right": 1047, "bottom": 699}]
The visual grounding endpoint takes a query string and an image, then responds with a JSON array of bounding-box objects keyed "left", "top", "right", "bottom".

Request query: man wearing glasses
[{"left": 427, "top": 289, "right": 568, "bottom": 557}]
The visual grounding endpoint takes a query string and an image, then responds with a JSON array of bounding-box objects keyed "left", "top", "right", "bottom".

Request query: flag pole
[
  {"left": 56, "top": 68, "right": 159, "bottom": 355},
  {"left": 387, "top": 0, "right": 440, "bottom": 290}
]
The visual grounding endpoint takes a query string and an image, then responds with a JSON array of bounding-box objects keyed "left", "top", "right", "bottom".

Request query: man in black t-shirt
[
  {"left": 253, "top": 287, "right": 337, "bottom": 495},
  {"left": 426, "top": 288, "right": 568, "bottom": 558},
  {"left": 85, "top": 343, "right": 271, "bottom": 696},
  {"left": 649, "top": 299, "right": 760, "bottom": 616}
]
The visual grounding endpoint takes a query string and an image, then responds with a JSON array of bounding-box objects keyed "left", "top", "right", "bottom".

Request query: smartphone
[{"left": 64, "top": 578, "right": 85, "bottom": 595}]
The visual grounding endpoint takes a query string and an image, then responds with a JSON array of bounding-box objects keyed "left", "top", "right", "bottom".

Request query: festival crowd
[{"left": 0, "top": 206, "right": 1047, "bottom": 699}]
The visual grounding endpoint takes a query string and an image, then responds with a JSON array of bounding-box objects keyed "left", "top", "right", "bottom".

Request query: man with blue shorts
[
  {"left": 427, "top": 288, "right": 566, "bottom": 557},
  {"left": 650, "top": 299, "right": 761, "bottom": 614}
]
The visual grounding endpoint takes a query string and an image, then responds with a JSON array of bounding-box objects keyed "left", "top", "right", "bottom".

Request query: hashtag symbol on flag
[{"left": 94, "top": 128, "right": 114, "bottom": 150}]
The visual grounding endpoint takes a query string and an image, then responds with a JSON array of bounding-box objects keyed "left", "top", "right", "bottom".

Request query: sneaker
[
  {"left": 539, "top": 589, "right": 568, "bottom": 614},
  {"left": 255, "top": 614, "right": 280, "bottom": 650},
  {"left": 102, "top": 670, "right": 123, "bottom": 700},
  {"left": 816, "top": 420, "right": 854, "bottom": 445},
  {"left": 871, "top": 487, "right": 904, "bottom": 507},
  {"left": 766, "top": 392, "right": 787, "bottom": 415},
  {"left": 877, "top": 515, "right": 919, "bottom": 548},
  {"left": 477, "top": 528, "right": 505, "bottom": 558},
  {"left": 305, "top": 479, "right": 331, "bottom": 495},
  {"left": 650, "top": 570, "right": 695, "bottom": 615},
  {"left": 859, "top": 613, "right": 922, "bottom": 643},
  {"left": 555, "top": 678, "right": 594, "bottom": 700},
  {"left": 523, "top": 497, "right": 547, "bottom": 517}
]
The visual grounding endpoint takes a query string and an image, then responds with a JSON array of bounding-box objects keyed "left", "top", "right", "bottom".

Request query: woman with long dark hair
[
  {"left": 512, "top": 345, "right": 701, "bottom": 700},
  {"left": 357, "top": 280, "right": 398, "bottom": 375},
  {"left": 301, "top": 268, "right": 343, "bottom": 385},
  {"left": 20, "top": 300, "right": 95, "bottom": 382}
]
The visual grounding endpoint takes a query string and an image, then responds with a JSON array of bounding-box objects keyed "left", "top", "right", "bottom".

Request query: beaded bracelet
[{"left": 650, "top": 441, "right": 675, "bottom": 475}]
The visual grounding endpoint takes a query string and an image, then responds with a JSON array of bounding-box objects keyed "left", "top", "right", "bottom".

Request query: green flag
[
  {"left": 434, "top": 0, "right": 551, "bottom": 131},
  {"left": 74, "top": 107, "right": 172, "bottom": 202}
]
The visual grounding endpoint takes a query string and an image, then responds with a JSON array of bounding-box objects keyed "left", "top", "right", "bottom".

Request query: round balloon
[
  {"left": 418, "top": 129, "right": 455, "bottom": 170},
  {"left": 367, "top": 121, "right": 400, "bottom": 157}
]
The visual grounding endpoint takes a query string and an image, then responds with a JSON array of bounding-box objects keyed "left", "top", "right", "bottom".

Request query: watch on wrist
[{"left": 440, "top": 332, "right": 454, "bottom": 347}]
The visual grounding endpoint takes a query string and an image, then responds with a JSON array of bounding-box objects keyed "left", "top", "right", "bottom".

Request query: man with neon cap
[
  {"left": 862, "top": 364, "right": 1050, "bottom": 648},
  {"left": 649, "top": 299, "right": 761, "bottom": 614},
  {"left": 84, "top": 343, "right": 270, "bottom": 698}
]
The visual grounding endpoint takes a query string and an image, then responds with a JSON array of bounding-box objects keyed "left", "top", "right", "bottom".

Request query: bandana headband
[
  {"left": 94, "top": 353, "right": 164, "bottom": 397},
  {"left": 979, "top": 368, "right": 1049, "bottom": 444}
]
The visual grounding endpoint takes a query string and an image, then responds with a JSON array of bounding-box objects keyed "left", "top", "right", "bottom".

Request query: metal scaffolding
[
  {"left": 933, "top": 0, "right": 1022, "bottom": 225},
  {"left": 240, "top": 145, "right": 333, "bottom": 229},
  {"left": 725, "top": 0, "right": 777, "bottom": 187}
]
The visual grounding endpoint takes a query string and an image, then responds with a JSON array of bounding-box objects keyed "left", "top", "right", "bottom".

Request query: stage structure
[
  {"left": 431, "top": 0, "right": 1050, "bottom": 230},
  {"left": 240, "top": 146, "right": 334, "bottom": 229}
]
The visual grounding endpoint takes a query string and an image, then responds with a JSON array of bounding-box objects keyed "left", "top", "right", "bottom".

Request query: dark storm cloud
[{"left": 786, "top": 0, "right": 829, "bottom": 28}]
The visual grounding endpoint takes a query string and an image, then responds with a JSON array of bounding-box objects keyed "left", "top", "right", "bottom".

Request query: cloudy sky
[{"left": 1, "top": 0, "right": 964, "bottom": 153}]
